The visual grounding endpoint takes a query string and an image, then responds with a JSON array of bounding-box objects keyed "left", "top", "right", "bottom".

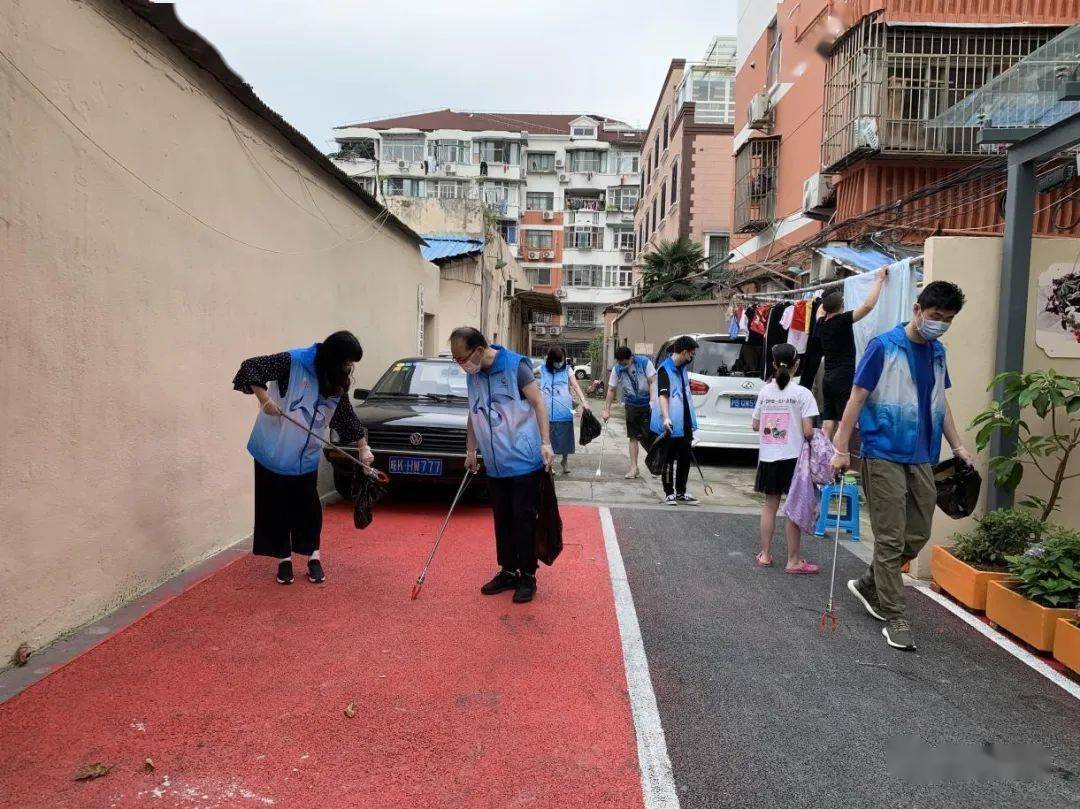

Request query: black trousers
[
  {"left": 252, "top": 461, "right": 322, "bottom": 558},
  {"left": 488, "top": 469, "right": 543, "bottom": 575},
  {"left": 661, "top": 435, "right": 693, "bottom": 496}
]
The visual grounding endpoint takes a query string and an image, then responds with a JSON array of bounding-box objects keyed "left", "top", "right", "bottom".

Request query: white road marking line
[
  {"left": 599, "top": 507, "right": 681, "bottom": 809},
  {"left": 915, "top": 585, "right": 1080, "bottom": 701}
]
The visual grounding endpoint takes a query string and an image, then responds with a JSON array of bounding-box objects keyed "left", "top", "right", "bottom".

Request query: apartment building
[
  {"left": 636, "top": 37, "right": 738, "bottom": 270},
  {"left": 330, "top": 110, "right": 644, "bottom": 358},
  {"left": 732, "top": 0, "right": 1077, "bottom": 276}
]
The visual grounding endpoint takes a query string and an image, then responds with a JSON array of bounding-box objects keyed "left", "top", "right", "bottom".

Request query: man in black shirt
[{"left": 819, "top": 266, "right": 887, "bottom": 438}]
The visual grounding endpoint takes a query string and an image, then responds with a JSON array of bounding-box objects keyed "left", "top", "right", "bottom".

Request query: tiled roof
[{"left": 338, "top": 109, "right": 645, "bottom": 144}]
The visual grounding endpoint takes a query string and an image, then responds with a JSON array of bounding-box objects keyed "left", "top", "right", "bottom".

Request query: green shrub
[
  {"left": 1004, "top": 527, "right": 1080, "bottom": 608},
  {"left": 949, "top": 509, "right": 1045, "bottom": 571}
]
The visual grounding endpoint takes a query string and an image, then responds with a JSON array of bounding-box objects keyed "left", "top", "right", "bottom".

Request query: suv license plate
[
  {"left": 389, "top": 457, "right": 444, "bottom": 476},
  {"left": 730, "top": 396, "right": 757, "bottom": 409}
]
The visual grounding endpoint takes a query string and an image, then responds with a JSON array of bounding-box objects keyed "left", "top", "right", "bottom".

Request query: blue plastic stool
[{"left": 814, "top": 475, "right": 861, "bottom": 541}]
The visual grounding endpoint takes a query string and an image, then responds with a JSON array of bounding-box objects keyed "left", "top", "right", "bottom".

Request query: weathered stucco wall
[
  {"left": 917, "top": 237, "right": 1080, "bottom": 576},
  {"left": 0, "top": 0, "right": 440, "bottom": 657},
  {"left": 611, "top": 301, "right": 725, "bottom": 357}
]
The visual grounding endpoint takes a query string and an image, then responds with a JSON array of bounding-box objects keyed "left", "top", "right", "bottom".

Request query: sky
[{"left": 174, "top": 0, "right": 738, "bottom": 151}]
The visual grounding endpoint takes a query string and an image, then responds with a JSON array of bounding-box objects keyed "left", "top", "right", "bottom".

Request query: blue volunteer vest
[
  {"left": 650, "top": 356, "right": 698, "bottom": 438},
  {"left": 466, "top": 346, "right": 544, "bottom": 479},
  {"left": 247, "top": 344, "right": 339, "bottom": 476},
  {"left": 540, "top": 364, "right": 574, "bottom": 423},
  {"left": 614, "top": 355, "right": 652, "bottom": 407}
]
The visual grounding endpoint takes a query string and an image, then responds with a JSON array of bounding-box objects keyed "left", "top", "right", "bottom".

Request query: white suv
[{"left": 656, "top": 334, "right": 763, "bottom": 450}]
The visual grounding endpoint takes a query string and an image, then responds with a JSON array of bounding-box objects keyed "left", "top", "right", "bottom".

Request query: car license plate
[
  {"left": 389, "top": 457, "right": 444, "bottom": 476},
  {"left": 729, "top": 395, "right": 757, "bottom": 409}
]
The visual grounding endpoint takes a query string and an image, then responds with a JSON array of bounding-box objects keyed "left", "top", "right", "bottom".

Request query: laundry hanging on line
[{"left": 842, "top": 257, "right": 918, "bottom": 363}]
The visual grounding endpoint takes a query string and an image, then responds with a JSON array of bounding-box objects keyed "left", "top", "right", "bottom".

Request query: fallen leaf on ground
[
  {"left": 344, "top": 702, "right": 356, "bottom": 718},
  {"left": 74, "top": 763, "right": 111, "bottom": 781},
  {"left": 144, "top": 758, "right": 155, "bottom": 773},
  {"left": 13, "top": 644, "right": 30, "bottom": 667}
]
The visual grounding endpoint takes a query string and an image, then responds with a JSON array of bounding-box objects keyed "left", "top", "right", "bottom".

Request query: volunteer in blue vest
[
  {"left": 540, "top": 345, "right": 591, "bottom": 475},
  {"left": 602, "top": 346, "right": 657, "bottom": 479},
  {"left": 652, "top": 335, "right": 700, "bottom": 505},
  {"left": 233, "top": 331, "right": 371, "bottom": 586},
  {"left": 452, "top": 327, "right": 555, "bottom": 604},
  {"left": 832, "top": 282, "right": 974, "bottom": 652}
]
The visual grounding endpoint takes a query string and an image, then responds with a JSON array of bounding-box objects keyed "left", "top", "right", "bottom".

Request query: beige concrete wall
[
  {"left": 611, "top": 301, "right": 725, "bottom": 357},
  {"left": 916, "top": 236, "right": 1080, "bottom": 576},
  {"left": 385, "top": 196, "right": 485, "bottom": 238},
  {"left": 0, "top": 0, "right": 440, "bottom": 657},
  {"left": 688, "top": 130, "right": 735, "bottom": 248}
]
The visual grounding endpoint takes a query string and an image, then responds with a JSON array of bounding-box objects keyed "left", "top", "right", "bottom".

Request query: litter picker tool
[
  {"left": 594, "top": 423, "right": 608, "bottom": 478},
  {"left": 410, "top": 470, "right": 476, "bottom": 600},
  {"left": 278, "top": 411, "right": 389, "bottom": 484},
  {"left": 688, "top": 445, "right": 715, "bottom": 497},
  {"left": 820, "top": 477, "right": 845, "bottom": 631}
]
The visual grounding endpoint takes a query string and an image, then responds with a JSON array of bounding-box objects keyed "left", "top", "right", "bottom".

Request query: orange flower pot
[
  {"left": 1052, "top": 618, "right": 1080, "bottom": 675},
  {"left": 930, "top": 545, "right": 1013, "bottom": 612},
  {"left": 985, "top": 580, "right": 1078, "bottom": 652}
]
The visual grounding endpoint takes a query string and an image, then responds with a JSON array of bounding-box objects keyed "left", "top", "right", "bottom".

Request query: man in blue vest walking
[
  {"left": 602, "top": 346, "right": 657, "bottom": 478},
  {"left": 451, "top": 327, "right": 555, "bottom": 604},
  {"left": 652, "top": 336, "right": 700, "bottom": 505},
  {"left": 832, "top": 282, "right": 974, "bottom": 651}
]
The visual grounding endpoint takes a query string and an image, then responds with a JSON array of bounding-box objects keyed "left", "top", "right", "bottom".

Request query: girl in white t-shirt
[{"left": 752, "top": 344, "right": 820, "bottom": 574}]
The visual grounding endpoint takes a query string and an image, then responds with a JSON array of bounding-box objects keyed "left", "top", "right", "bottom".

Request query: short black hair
[
  {"left": 545, "top": 345, "right": 566, "bottom": 372},
  {"left": 449, "top": 326, "right": 488, "bottom": 350},
  {"left": 822, "top": 290, "right": 844, "bottom": 314},
  {"left": 672, "top": 336, "right": 699, "bottom": 354},
  {"left": 917, "top": 281, "right": 966, "bottom": 313},
  {"left": 614, "top": 345, "right": 633, "bottom": 361}
]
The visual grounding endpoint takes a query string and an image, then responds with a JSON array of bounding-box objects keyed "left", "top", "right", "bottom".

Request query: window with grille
[
  {"left": 526, "top": 193, "right": 554, "bottom": 211},
  {"left": 564, "top": 267, "right": 603, "bottom": 288},
  {"left": 707, "top": 234, "right": 730, "bottom": 265},
  {"left": 527, "top": 267, "right": 552, "bottom": 286},
  {"left": 767, "top": 19, "right": 781, "bottom": 87},
  {"left": 477, "top": 141, "right": 518, "bottom": 164},
  {"left": 734, "top": 138, "right": 779, "bottom": 232},
  {"left": 527, "top": 152, "right": 555, "bottom": 173},
  {"left": 428, "top": 140, "right": 470, "bottom": 164},
  {"left": 565, "top": 304, "right": 598, "bottom": 326},
  {"left": 564, "top": 227, "right": 604, "bottom": 249},
  {"left": 569, "top": 151, "right": 607, "bottom": 173},
  {"left": 382, "top": 177, "right": 423, "bottom": 197},
  {"left": 524, "top": 230, "right": 554, "bottom": 249},
  {"left": 499, "top": 221, "right": 518, "bottom": 245},
  {"left": 607, "top": 186, "right": 639, "bottom": 212},
  {"left": 604, "top": 266, "right": 634, "bottom": 288},
  {"left": 670, "top": 161, "right": 678, "bottom": 204}
]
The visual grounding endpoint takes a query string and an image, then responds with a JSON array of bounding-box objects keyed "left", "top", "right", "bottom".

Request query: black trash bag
[
  {"left": 535, "top": 470, "right": 563, "bottom": 566},
  {"left": 579, "top": 407, "right": 602, "bottom": 446},
  {"left": 645, "top": 431, "right": 669, "bottom": 476},
  {"left": 351, "top": 469, "right": 389, "bottom": 530},
  {"left": 933, "top": 457, "right": 981, "bottom": 520}
]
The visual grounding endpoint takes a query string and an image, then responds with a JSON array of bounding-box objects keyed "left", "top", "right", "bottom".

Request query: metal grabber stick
[
  {"left": 820, "top": 477, "right": 845, "bottom": 631},
  {"left": 278, "top": 411, "right": 388, "bottom": 483},
  {"left": 410, "top": 470, "right": 476, "bottom": 600},
  {"left": 688, "top": 445, "right": 715, "bottom": 497},
  {"left": 595, "top": 422, "right": 608, "bottom": 478}
]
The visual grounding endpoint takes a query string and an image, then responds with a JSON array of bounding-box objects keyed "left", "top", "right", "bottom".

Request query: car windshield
[
  {"left": 659, "top": 339, "right": 761, "bottom": 378},
  {"left": 370, "top": 360, "right": 469, "bottom": 400}
]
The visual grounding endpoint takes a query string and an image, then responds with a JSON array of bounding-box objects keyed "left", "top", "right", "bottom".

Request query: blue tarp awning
[
  {"left": 420, "top": 234, "right": 485, "bottom": 263},
  {"left": 816, "top": 244, "right": 900, "bottom": 273}
]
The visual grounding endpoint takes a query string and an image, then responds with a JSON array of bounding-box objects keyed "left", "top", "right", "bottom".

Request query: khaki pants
[{"left": 858, "top": 458, "right": 936, "bottom": 621}]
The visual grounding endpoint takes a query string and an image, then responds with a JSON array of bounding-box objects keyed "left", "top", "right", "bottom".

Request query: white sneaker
[
  {"left": 663, "top": 494, "right": 678, "bottom": 506},
  {"left": 624, "top": 468, "right": 640, "bottom": 479}
]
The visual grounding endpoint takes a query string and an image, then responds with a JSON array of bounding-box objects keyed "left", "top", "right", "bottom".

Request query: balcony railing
[
  {"left": 734, "top": 138, "right": 779, "bottom": 233},
  {"left": 566, "top": 197, "right": 604, "bottom": 211},
  {"left": 821, "top": 20, "right": 1060, "bottom": 172}
]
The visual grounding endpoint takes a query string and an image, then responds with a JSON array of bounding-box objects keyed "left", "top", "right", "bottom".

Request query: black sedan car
[{"left": 324, "top": 357, "right": 478, "bottom": 497}]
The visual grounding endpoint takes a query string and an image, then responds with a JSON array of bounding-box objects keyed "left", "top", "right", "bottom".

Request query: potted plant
[
  {"left": 985, "top": 527, "right": 1080, "bottom": 652},
  {"left": 970, "top": 370, "right": 1080, "bottom": 521},
  {"left": 1053, "top": 612, "right": 1080, "bottom": 675},
  {"left": 931, "top": 509, "right": 1043, "bottom": 611}
]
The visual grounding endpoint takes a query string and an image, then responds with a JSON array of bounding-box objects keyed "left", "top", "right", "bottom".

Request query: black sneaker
[
  {"left": 307, "top": 559, "right": 325, "bottom": 584},
  {"left": 480, "top": 569, "right": 519, "bottom": 595},
  {"left": 276, "top": 560, "right": 294, "bottom": 585},
  {"left": 847, "top": 578, "right": 885, "bottom": 622},
  {"left": 512, "top": 573, "right": 537, "bottom": 603},
  {"left": 882, "top": 618, "right": 917, "bottom": 651},
  {"left": 676, "top": 494, "right": 700, "bottom": 506}
]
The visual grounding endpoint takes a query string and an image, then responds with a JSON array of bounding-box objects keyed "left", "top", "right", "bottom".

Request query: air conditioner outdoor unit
[
  {"left": 535, "top": 326, "right": 547, "bottom": 335},
  {"left": 748, "top": 91, "right": 772, "bottom": 129},
  {"left": 558, "top": 174, "right": 569, "bottom": 183},
  {"left": 623, "top": 251, "right": 634, "bottom": 262},
  {"left": 855, "top": 116, "right": 880, "bottom": 151},
  {"left": 397, "top": 159, "right": 408, "bottom": 169},
  {"left": 802, "top": 173, "right": 830, "bottom": 210},
  {"left": 445, "top": 164, "right": 456, "bottom": 175},
  {"left": 543, "top": 250, "right": 555, "bottom": 259},
  {"left": 542, "top": 210, "right": 555, "bottom": 221},
  {"left": 528, "top": 251, "right": 540, "bottom": 260},
  {"left": 555, "top": 288, "right": 568, "bottom": 299},
  {"left": 555, "top": 159, "right": 564, "bottom": 168},
  {"left": 548, "top": 326, "right": 562, "bottom": 336}
]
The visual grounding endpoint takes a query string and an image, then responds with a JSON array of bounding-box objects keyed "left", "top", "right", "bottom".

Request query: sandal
[
  {"left": 755, "top": 552, "right": 773, "bottom": 567},
  {"left": 785, "top": 560, "right": 820, "bottom": 575}
]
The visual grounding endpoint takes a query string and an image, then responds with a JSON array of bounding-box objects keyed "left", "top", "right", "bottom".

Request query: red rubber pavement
[{"left": 0, "top": 503, "right": 644, "bottom": 809}]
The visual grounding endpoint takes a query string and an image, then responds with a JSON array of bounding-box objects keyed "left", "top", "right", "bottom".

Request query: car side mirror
[{"left": 353, "top": 388, "right": 370, "bottom": 401}]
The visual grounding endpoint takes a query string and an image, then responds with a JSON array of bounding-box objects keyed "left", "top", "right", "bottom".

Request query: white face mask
[
  {"left": 916, "top": 313, "right": 951, "bottom": 342},
  {"left": 456, "top": 347, "right": 483, "bottom": 374}
]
